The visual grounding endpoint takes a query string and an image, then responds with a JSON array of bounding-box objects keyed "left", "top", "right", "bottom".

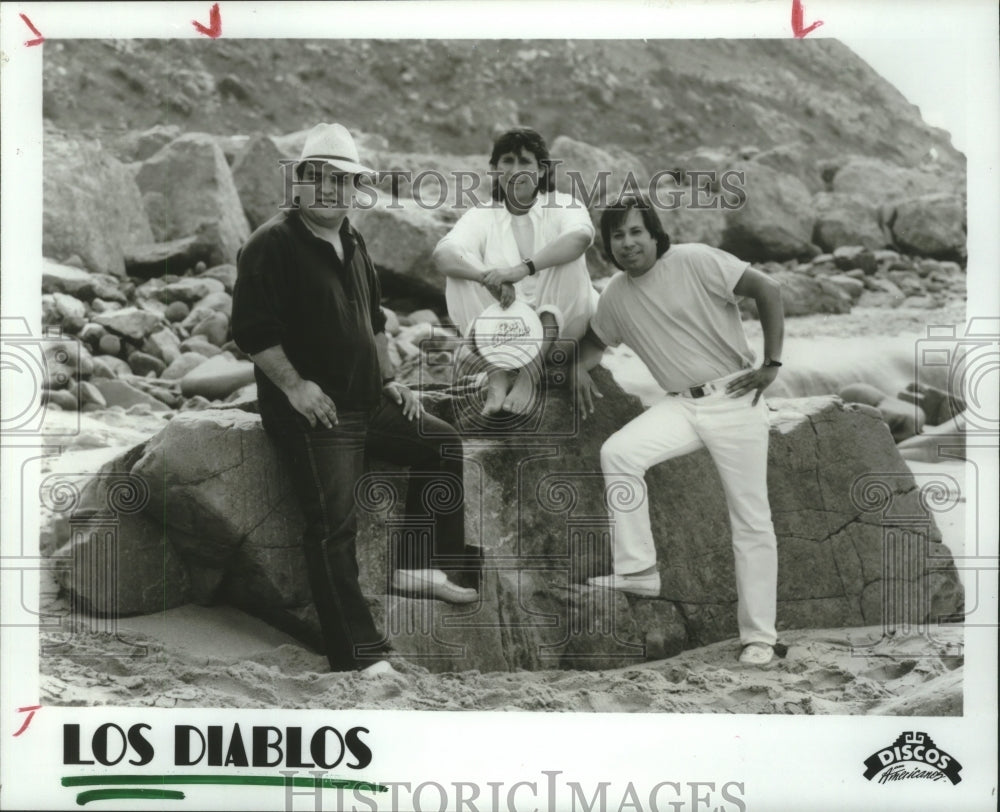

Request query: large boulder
[
  {"left": 111, "top": 124, "right": 183, "bottom": 162},
  {"left": 50, "top": 370, "right": 963, "bottom": 672},
  {"left": 42, "top": 260, "right": 129, "bottom": 303},
  {"left": 720, "top": 163, "right": 817, "bottom": 262},
  {"left": 656, "top": 186, "right": 728, "bottom": 249},
  {"left": 367, "top": 149, "right": 482, "bottom": 209},
  {"left": 124, "top": 231, "right": 221, "bottom": 279},
  {"left": 135, "top": 133, "right": 251, "bottom": 264},
  {"left": 91, "top": 379, "right": 171, "bottom": 412},
  {"left": 889, "top": 193, "right": 966, "bottom": 261},
  {"left": 53, "top": 510, "right": 192, "bottom": 616},
  {"left": 135, "top": 410, "right": 304, "bottom": 602},
  {"left": 179, "top": 353, "right": 255, "bottom": 400},
  {"left": 752, "top": 143, "right": 827, "bottom": 193},
  {"left": 350, "top": 194, "right": 453, "bottom": 299},
  {"left": 231, "top": 133, "right": 288, "bottom": 229},
  {"left": 740, "top": 270, "right": 852, "bottom": 318},
  {"left": 551, "top": 135, "right": 649, "bottom": 209},
  {"left": 43, "top": 133, "right": 155, "bottom": 276},
  {"left": 811, "top": 192, "right": 887, "bottom": 251},
  {"left": 551, "top": 135, "right": 652, "bottom": 281},
  {"left": 831, "top": 156, "right": 945, "bottom": 204},
  {"left": 45, "top": 450, "right": 192, "bottom": 616}
]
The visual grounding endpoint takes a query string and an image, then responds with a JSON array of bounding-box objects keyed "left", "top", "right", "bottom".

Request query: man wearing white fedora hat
[{"left": 233, "top": 123, "right": 481, "bottom": 674}]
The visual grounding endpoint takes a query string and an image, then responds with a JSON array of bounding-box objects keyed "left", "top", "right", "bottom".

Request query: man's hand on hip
[
  {"left": 286, "top": 380, "right": 339, "bottom": 428},
  {"left": 725, "top": 366, "right": 779, "bottom": 406},
  {"left": 384, "top": 381, "right": 422, "bottom": 421}
]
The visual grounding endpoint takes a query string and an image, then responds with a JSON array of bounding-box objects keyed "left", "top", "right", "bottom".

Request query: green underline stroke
[{"left": 76, "top": 788, "right": 185, "bottom": 806}]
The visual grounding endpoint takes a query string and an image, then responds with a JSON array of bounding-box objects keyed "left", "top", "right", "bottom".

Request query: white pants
[
  {"left": 446, "top": 276, "right": 597, "bottom": 341},
  {"left": 599, "top": 374, "right": 778, "bottom": 646}
]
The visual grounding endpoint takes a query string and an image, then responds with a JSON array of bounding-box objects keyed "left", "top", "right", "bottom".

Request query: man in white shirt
[
  {"left": 576, "top": 194, "right": 786, "bottom": 666},
  {"left": 432, "top": 129, "right": 596, "bottom": 415}
]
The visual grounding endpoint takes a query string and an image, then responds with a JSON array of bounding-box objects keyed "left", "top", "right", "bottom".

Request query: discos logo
[{"left": 863, "top": 731, "right": 963, "bottom": 785}]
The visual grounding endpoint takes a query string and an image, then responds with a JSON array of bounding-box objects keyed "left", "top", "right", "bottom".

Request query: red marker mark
[
  {"left": 791, "top": 0, "right": 823, "bottom": 38},
  {"left": 20, "top": 13, "right": 44, "bottom": 47},
  {"left": 192, "top": 3, "right": 222, "bottom": 38},
  {"left": 13, "top": 705, "right": 42, "bottom": 737}
]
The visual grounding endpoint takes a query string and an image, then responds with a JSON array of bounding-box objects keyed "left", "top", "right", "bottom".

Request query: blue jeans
[{"left": 261, "top": 395, "right": 478, "bottom": 671}]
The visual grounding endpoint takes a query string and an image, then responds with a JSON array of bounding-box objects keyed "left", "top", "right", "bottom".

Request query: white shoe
[
  {"left": 392, "top": 569, "right": 479, "bottom": 604},
  {"left": 587, "top": 571, "right": 661, "bottom": 598},
  {"left": 738, "top": 642, "right": 774, "bottom": 666}
]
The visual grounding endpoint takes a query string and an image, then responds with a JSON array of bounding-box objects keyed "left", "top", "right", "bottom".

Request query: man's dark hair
[
  {"left": 489, "top": 128, "right": 557, "bottom": 201},
  {"left": 600, "top": 194, "right": 671, "bottom": 270}
]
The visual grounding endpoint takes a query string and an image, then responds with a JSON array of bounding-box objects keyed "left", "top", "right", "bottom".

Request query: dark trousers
[{"left": 261, "top": 395, "right": 479, "bottom": 671}]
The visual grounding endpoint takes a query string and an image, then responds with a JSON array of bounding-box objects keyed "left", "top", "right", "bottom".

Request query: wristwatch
[
  {"left": 523, "top": 258, "right": 537, "bottom": 276},
  {"left": 763, "top": 359, "right": 783, "bottom": 368}
]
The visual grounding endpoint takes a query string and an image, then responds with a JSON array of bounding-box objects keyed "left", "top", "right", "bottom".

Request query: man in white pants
[{"left": 576, "top": 194, "right": 785, "bottom": 665}]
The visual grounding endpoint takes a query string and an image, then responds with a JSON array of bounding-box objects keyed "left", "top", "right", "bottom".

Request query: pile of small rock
[
  {"left": 40, "top": 255, "right": 457, "bottom": 419},
  {"left": 737, "top": 245, "right": 966, "bottom": 319}
]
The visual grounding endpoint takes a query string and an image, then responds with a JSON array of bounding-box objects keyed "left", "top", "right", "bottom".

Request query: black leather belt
[{"left": 669, "top": 381, "right": 723, "bottom": 399}]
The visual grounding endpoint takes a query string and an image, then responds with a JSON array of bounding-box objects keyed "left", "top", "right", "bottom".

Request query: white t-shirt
[{"left": 591, "top": 243, "right": 756, "bottom": 392}]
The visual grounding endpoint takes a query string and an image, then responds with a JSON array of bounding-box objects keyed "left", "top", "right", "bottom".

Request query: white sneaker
[
  {"left": 738, "top": 642, "right": 774, "bottom": 666},
  {"left": 392, "top": 569, "right": 479, "bottom": 604},
  {"left": 586, "top": 571, "right": 661, "bottom": 598},
  {"left": 359, "top": 660, "right": 398, "bottom": 677}
]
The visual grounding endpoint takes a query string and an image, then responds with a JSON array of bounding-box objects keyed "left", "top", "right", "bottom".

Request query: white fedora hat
[{"left": 298, "top": 122, "right": 376, "bottom": 175}]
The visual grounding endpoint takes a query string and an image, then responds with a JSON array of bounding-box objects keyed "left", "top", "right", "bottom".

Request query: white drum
[{"left": 472, "top": 301, "right": 544, "bottom": 370}]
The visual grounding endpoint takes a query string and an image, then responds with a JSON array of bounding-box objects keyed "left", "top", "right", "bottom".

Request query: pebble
[
  {"left": 128, "top": 351, "right": 166, "bottom": 377},
  {"left": 165, "top": 300, "right": 191, "bottom": 323},
  {"left": 98, "top": 334, "right": 122, "bottom": 356},
  {"left": 191, "top": 311, "right": 230, "bottom": 347}
]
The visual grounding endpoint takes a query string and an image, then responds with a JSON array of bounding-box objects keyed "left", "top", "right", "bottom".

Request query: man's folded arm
[
  {"left": 530, "top": 224, "right": 593, "bottom": 271},
  {"left": 430, "top": 206, "right": 490, "bottom": 281},
  {"left": 432, "top": 237, "right": 490, "bottom": 281}
]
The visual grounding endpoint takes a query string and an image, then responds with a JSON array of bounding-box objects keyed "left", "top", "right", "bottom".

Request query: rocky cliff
[{"left": 44, "top": 39, "right": 963, "bottom": 171}]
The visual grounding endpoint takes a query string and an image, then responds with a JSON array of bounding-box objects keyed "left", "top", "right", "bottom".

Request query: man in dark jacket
[{"left": 232, "top": 123, "right": 480, "bottom": 675}]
